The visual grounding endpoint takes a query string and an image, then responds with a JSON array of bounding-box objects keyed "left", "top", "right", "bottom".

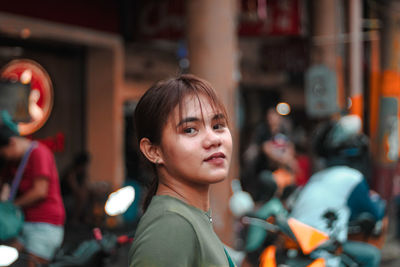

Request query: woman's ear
[{"left": 139, "top": 138, "right": 164, "bottom": 165}]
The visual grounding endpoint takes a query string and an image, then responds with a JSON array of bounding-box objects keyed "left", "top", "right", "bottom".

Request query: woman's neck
[{"left": 156, "top": 179, "right": 210, "bottom": 212}]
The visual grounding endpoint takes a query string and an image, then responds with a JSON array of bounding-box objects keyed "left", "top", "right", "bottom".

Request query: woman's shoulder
[
  {"left": 132, "top": 195, "right": 211, "bottom": 247},
  {"left": 136, "top": 195, "right": 199, "bottom": 231},
  {"left": 130, "top": 201, "right": 200, "bottom": 266},
  {"left": 147, "top": 195, "right": 205, "bottom": 219}
]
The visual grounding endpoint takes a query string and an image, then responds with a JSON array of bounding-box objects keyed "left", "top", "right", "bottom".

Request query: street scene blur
[{"left": 0, "top": 0, "right": 400, "bottom": 266}]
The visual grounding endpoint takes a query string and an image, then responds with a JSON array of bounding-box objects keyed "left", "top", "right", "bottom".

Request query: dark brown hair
[{"left": 133, "top": 74, "right": 228, "bottom": 211}]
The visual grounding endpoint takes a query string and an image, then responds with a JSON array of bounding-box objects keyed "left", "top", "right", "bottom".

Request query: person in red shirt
[{"left": 0, "top": 124, "right": 65, "bottom": 266}]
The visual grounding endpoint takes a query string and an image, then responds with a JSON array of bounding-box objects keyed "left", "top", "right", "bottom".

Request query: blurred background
[{"left": 1, "top": 0, "right": 400, "bottom": 266}]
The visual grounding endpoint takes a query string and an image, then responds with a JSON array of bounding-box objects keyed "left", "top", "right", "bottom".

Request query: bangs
[{"left": 175, "top": 76, "right": 228, "bottom": 126}]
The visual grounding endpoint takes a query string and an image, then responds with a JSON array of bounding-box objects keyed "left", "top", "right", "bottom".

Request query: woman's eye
[
  {"left": 183, "top": 127, "right": 197, "bottom": 134},
  {"left": 213, "top": 123, "right": 225, "bottom": 130}
]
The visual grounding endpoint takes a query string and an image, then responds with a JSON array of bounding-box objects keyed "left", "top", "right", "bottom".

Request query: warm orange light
[
  {"left": 287, "top": 218, "right": 330, "bottom": 255},
  {"left": 273, "top": 168, "right": 293, "bottom": 194},
  {"left": 20, "top": 28, "right": 31, "bottom": 39}
]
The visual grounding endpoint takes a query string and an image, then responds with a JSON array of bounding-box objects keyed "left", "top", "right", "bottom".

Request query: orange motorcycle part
[
  {"left": 259, "top": 245, "right": 277, "bottom": 267},
  {"left": 282, "top": 233, "right": 299, "bottom": 250},
  {"left": 288, "top": 218, "right": 330, "bottom": 254}
]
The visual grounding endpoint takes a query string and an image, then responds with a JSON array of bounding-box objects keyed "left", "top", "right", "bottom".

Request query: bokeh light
[
  {"left": 276, "top": 102, "right": 291, "bottom": 116},
  {"left": 105, "top": 186, "right": 135, "bottom": 216}
]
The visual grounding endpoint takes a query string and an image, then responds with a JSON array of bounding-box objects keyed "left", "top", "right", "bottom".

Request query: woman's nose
[{"left": 203, "top": 128, "right": 222, "bottom": 148}]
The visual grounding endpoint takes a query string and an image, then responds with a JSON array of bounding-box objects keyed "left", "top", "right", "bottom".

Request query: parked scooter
[
  {"left": 229, "top": 179, "right": 329, "bottom": 266},
  {"left": 234, "top": 192, "right": 328, "bottom": 267},
  {"left": 238, "top": 199, "right": 381, "bottom": 267},
  {"left": 49, "top": 227, "right": 133, "bottom": 267},
  {"left": 229, "top": 178, "right": 385, "bottom": 267},
  {"left": 243, "top": 214, "right": 330, "bottom": 267},
  {"left": 1, "top": 185, "right": 135, "bottom": 267}
]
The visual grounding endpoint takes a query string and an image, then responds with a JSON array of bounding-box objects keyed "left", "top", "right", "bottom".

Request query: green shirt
[{"left": 129, "top": 195, "right": 234, "bottom": 267}]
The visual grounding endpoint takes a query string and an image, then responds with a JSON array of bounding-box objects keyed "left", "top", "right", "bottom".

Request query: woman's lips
[{"left": 204, "top": 152, "right": 226, "bottom": 165}]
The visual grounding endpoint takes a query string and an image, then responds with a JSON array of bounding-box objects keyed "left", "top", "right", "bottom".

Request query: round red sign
[{"left": 1, "top": 59, "right": 54, "bottom": 136}]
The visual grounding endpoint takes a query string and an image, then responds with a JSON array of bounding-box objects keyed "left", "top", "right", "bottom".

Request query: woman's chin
[
  {"left": 188, "top": 169, "right": 229, "bottom": 185},
  {"left": 207, "top": 172, "right": 229, "bottom": 184}
]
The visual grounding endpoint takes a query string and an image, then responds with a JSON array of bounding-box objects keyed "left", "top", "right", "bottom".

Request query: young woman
[{"left": 129, "top": 74, "right": 235, "bottom": 267}]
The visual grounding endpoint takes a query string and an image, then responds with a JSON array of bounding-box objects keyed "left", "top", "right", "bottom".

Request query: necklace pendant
[{"left": 205, "top": 212, "right": 212, "bottom": 223}]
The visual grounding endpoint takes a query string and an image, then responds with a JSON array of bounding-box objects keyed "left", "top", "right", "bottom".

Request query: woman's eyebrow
[
  {"left": 212, "top": 113, "right": 226, "bottom": 121},
  {"left": 176, "top": 117, "right": 200, "bottom": 128},
  {"left": 176, "top": 113, "right": 225, "bottom": 128}
]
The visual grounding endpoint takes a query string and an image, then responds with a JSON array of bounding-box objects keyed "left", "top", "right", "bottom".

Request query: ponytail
[{"left": 143, "top": 171, "right": 159, "bottom": 211}]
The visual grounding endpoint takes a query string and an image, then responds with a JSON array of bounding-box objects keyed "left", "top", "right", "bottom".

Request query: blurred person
[
  {"left": 0, "top": 124, "right": 65, "bottom": 266},
  {"left": 129, "top": 74, "right": 235, "bottom": 266},
  {"left": 292, "top": 126, "right": 312, "bottom": 187},
  {"left": 61, "top": 151, "right": 91, "bottom": 226},
  {"left": 290, "top": 115, "right": 385, "bottom": 267},
  {"left": 242, "top": 106, "right": 297, "bottom": 202},
  {"left": 260, "top": 107, "right": 296, "bottom": 171}
]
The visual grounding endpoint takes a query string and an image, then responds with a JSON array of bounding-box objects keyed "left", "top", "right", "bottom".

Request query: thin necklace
[
  {"left": 158, "top": 181, "right": 189, "bottom": 203},
  {"left": 205, "top": 211, "right": 213, "bottom": 223}
]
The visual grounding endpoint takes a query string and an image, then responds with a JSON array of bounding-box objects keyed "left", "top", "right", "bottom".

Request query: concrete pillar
[
  {"left": 86, "top": 47, "right": 124, "bottom": 190},
  {"left": 312, "top": 0, "right": 337, "bottom": 71},
  {"left": 311, "top": 0, "right": 346, "bottom": 113},
  {"left": 186, "top": 0, "right": 239, "bottom": 245},
  {"left": 349, "top": 0, "right": 363, "bottom": 120}
]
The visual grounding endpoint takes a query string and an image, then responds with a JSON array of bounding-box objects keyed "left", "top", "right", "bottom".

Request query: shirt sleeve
[
  {"left": 28, "top": 146, "right": 52, "bottom": 180},
  {"left": 129, "top": 212, "right": 200, "bottom": 267},
  {"left": 347, "top": 179, "right": 385, "bottom": 221}
]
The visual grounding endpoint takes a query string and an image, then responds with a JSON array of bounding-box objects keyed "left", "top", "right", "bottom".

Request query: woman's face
[{"left": 157, "top": 94, "right": 232, "bottom": 186}]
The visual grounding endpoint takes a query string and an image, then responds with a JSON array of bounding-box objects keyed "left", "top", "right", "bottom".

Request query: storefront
[{"left": 0, "top": 12, "right": 125, "bottom": 189}]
